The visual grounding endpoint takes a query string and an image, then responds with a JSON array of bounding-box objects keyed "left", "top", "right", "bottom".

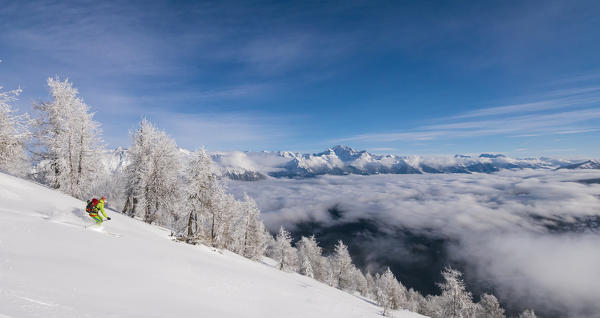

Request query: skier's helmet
[{"left": 101, "top": 196, "right": 107, "bottom": 202}]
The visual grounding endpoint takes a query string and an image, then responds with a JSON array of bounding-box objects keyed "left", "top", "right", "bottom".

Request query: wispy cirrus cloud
[
  {"left": 339, "top": 108, "right": 600, "bottom": 143},
  {"left": 338, "top": 85, "right": 600, "bottom": 145},
  {"left": 550, "top": 71, "right": 600, "bottom": 86},
  {"left": 451, "top": 94, "right": 600, "bottom": 119}
]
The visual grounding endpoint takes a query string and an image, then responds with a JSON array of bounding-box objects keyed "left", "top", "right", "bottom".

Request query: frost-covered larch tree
[
  {"left": 182, "top": 151, "right": 268, "bottom": 255},
  {"left": 476, "top": 293, "right": 505, "bottom": 318},
  {"left": 437, "top": 267, "right": 476, "bottom": 318},
  {"left": 240, "top": 194, "right": 267, "bottom": 260},
  {"left": 205, "top": 191, "right": 239, "bottom": 249},
  {"left": 365, "top": 271, "right": 376, "bottom": 298},
  {"left": 352, "top": 267, "right": 369, "bottom": 296},
  {"left": 123, "top": 119, "right": 180, "bottom": 226},
  {"left": 0, "top": 84, "right": 30, "bottom": 176},
  {"left": 183, "top": 149, "right": 235, "bottom": 247},
  {"left": 296, "top": 235, "right": 324, "bottom": 280},
  {"left": 226, "top": 196, "right": 244, "bottom": 250},
  {"left": 331, "top": 240, "right": 354, "bottom": 290},
  {"left": 518, "top": 309, "right": 537, "bottom": 318},
  {"left": 375, "top": 267, "right": 407, "bottom": 316},
  {"left": 421, "top": 294, "right": 443, "bottom": 317},
  {"left": 275, "top": 226, "right": 296, "bottom": 271},
  {"left": 183, "top": 149, "right": 218, "bottom": 243},
  {"left": 33, "top": 77, "right": 102, "bottom": 199},
  {"left": 405, "top": 288, "right": 425, "bottom": 313},
  {"left": 299, "top": 254, "right": 314, "bottom": 278}
]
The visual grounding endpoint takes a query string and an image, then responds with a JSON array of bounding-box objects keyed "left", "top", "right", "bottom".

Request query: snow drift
[{"left": 0, "top": 172, "right": 424, "bottom": 318}]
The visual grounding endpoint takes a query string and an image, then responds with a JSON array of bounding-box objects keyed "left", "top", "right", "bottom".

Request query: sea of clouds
[{"left": 227, "top": 169, "right": 600, "bottom": 317}]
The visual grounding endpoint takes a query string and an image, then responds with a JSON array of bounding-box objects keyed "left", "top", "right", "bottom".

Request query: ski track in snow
[{"left": 18, "top": 296, "right": 56, "bottom": 307}]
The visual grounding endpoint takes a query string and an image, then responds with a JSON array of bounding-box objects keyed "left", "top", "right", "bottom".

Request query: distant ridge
[
  {"left": 556, "top": 159, "right": 600, "bottom": 170},
  {"left": 99, "top": 145, "right": 596, "bottom": 180}
]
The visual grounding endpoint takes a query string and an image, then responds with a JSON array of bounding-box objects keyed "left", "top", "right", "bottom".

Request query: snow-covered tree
[
  {"left": 324, "top": 258, "right": 337, "bottom": 287},
  {"left": 375, "top": 267, "right": 407, "bottom": 315},
  {"left": 90, "top": 167, "right": 127, "bottom": 213},
  {"left": 518, "top": 309, "right": 537, "bottom": 318},
  {"left": 219, "top": 193, "right": 246, "bottom": 250},
  {"left": 405, "top": 288, "right": 425, "bottom": 313},
  {"left": 264, "top": 231, "right": 277, "bottom": 258},
  {"left": 421, "top": 295, "right": 443, "bottom": 318},
  {"left": 239, "top": 194, "right": 267, "bottom": 259},
  {"left": 436, "top": 267, "right": 476, "bottom": 318},
  {"left": 365, "top": 271, "right": 376, "bottom": 298},
  {"left": 352, "top": 267, "right": 369, "bottom": 296},
  {"left": 331, "top": 240, "right": 354, "bottom": 290},
  {"left": 33, "top": 77, "right": 102, "bottom": 199},
  {"left": 182, "top": 148, "right": 228, "bottom": 245},
  {"left": 476, "top": 293, "right": 505, "bottom": 318},
  {"left": 181, "top": 150, "right": 268, "bottom": 256},
  {"left": 0, "top": 84, "right": 30, "bottom": 176},
  {"left": 297, "top": 235, "right": 325, "bottom": 279},
  {"left": 299, "top": 253, "right": 314, "bottom": 278},
  {"left": 184, "top": 149, "right": 215, "bottom": 240},
  {"left": 275, "top": 226, "right": 297, "bottom": 271},
  {"left": 123, "top": 119, "right": 180, "bottom": 226}
]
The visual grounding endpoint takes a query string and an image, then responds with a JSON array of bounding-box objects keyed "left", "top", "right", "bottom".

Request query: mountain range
[{"left": 100, "top": 145, "right": 599, "bottom": 181}]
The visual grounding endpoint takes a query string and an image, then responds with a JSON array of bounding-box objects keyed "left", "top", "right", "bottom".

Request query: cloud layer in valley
[{"left": 228, "top": 170, "right": 600, "bottom": 317}]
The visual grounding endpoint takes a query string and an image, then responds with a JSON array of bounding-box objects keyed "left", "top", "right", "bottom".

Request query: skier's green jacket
[
  {"left": 89, "top": 197, "right": 109, "bottom": 223},
  {"left": 96, "top": 199, "right": 108, "bottom": 218}
]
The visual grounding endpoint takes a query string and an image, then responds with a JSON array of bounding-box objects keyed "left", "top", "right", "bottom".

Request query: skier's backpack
[{"left": 86, "top": 198, "right": 99, "bottom": 213}]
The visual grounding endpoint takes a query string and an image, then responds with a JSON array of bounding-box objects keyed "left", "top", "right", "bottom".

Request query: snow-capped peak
[{"left": 98, "top": 145, "right": 597, "bottom": 180}]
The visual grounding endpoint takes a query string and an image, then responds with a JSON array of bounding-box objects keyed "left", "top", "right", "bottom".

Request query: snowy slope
[{"left": 0, "top": 173, "right": 425, "bottom": 318}]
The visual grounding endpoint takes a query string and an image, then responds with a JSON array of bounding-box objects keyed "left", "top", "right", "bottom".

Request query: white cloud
[
  {"left": 451, "top": 95, "right": 600, "bottom": 119},
  {"left": 340, "top": 107, "right": 600, "bottom": 143},
  {"left": 142, "top": 111, "right": 294, "bottom": 151},
  {"left": 227, "top": 170, "right": 600, "bottom": 316}
]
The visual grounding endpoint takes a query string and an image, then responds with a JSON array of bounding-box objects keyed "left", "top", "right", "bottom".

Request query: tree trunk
[
  {"left": 210, "top": 212, "right": 216, "bottom": 246},
  {"left": 242, "top": 216, "right": 250, "bottom": 256},
  {"left": 122, "top": 196, "right": 131, "bottom": 214},
  {"left": 131, "top": 197, "right": 138, "bottom": 217},
  {"left": 52, "top": 160, "right": 60, "bottom": 189},
  {"left": 187, "top": 211, "right": 196, "bottom": 237},
  {"left": 75, "top": 128, "right": 84, "bottom": 194}
]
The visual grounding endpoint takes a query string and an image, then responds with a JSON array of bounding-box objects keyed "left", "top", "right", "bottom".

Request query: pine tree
[
  {"left": 33, "top": 77, "right": 102, "bottom": 199},
  {"left": 476, "top": 293, "right": 505, "bottom": 318},
  {"left": 0, "top": 84, "right": 30, "bottom": 176}
]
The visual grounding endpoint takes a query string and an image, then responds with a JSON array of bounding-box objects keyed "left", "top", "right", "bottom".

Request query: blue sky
[{"left": 1, "top": 0, "right": 599, "bottom": 157}]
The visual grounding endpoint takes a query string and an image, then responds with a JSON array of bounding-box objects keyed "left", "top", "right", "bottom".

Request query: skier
[{"left": 86, "top": 196, "right": 111, "bottom": 224}]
